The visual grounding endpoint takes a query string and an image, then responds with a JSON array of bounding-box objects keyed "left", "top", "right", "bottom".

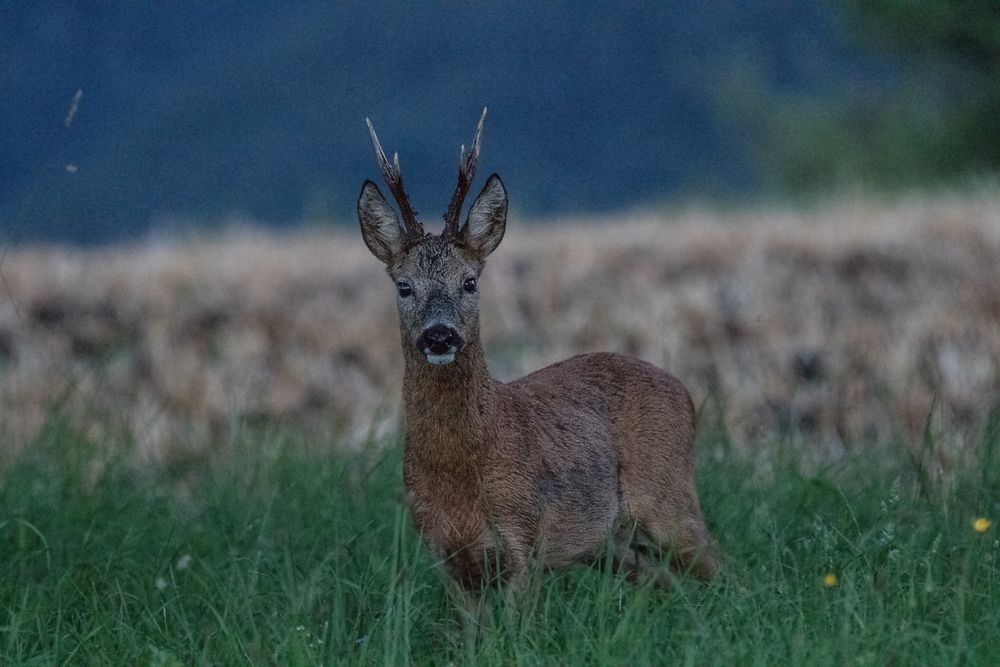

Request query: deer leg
[
  {"left": 446, "top": 578, "right": 486, "bottom": 649},
  {"left": 589, "top": 525, "right": 676, "bottom": 588},
  {"left": 446, "top": 537, "right": 530, "bottom": 645},
  {"left": 499, "top": 567, "right": 535, "bottom": 635},
  {"left": 635, "top": 494, "right": 721, "bottom": 581}
]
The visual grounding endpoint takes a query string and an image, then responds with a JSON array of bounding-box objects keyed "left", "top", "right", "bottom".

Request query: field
[
  {"left": 2, "top": 186, "right": 1000, "bottom": 663},
  {"left": 3, "top": 187, "right": 1000, "bottom": 466},
  {"left": 1, "top": 422, "right": 998, "bottom": 664}
]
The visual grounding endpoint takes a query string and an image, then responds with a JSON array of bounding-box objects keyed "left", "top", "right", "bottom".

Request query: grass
[{"left": 1, "top": 418, "right": 998, "bottom": 665}]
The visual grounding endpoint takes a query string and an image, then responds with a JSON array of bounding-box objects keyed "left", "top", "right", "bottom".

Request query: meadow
[
  {"left": 1, "top": 417, "right": 997, "bottom": 664},
  {"left": 1, "top": 186, "right": 999, "bottom": 663}
]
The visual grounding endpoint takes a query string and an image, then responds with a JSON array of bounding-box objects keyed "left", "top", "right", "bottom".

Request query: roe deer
[{"left": 357, "top": 109, "right": 720, "bottom": 601}]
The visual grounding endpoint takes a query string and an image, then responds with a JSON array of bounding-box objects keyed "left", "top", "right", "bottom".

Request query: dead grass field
[{"left": 2, "top": 187, "right": 999, "bottom": 471}]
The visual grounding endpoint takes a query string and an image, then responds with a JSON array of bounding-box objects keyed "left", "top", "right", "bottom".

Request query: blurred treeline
[
  {"left": 1, "top": 1, "right": 997, "bottom": 244},
  {"left": 746, "top": 0, "right": 1000, "bottom": 192}
]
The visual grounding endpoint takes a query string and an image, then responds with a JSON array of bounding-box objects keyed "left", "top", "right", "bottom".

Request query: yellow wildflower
[
  {"left": 972, "top": 517, "right": 991, "bottom": 533},
  {"left": 823, "top": 573, "right": 837, "bottom": 588}
]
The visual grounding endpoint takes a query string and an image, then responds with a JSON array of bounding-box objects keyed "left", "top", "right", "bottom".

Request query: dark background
[{"left": 2, "top": 1, "right": 997, "bottom": 245}]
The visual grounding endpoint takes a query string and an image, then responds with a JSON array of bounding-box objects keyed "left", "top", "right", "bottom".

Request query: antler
[
  {"left": 366, "top": 118, "right": 423, "bottom": 239},
  {"left": 443, "top": 107, "right": 487, "bottom": 237}
]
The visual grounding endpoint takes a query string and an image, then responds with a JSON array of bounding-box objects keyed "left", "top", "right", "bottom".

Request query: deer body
[{"left": 359, "top": 111, "right": 719, "bottom": 595}]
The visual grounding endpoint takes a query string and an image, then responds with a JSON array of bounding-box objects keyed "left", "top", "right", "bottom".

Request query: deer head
[{"left": 358, "top": 109, "right": 507, "bottom": 366}]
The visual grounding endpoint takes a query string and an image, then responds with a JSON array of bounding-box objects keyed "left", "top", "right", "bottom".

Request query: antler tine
[
  {"left": 365, "top": 118, "right": 422, "bottom": 238},
  {"left": 443, "top": 107, "right": 487, "bottom": 236}
]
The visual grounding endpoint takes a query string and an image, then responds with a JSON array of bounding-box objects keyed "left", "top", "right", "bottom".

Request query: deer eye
[
  {"left": 463, "top": 277, "right": 477, "bottom": 294},
  {"left": 396, "top": 281, "right": 412, "bottom": 298}
]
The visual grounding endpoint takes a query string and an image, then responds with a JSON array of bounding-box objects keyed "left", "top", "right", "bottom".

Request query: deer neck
[{"left": 402, "top": 337, "right": 495, "bottom": 457}]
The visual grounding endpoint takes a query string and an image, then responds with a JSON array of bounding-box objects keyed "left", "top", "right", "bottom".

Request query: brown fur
[
  {"left": 402, "top": 343, "right": 720, "bottom": 591},
  {"left": 357, "top": 120, "right": 719, "bottom": 597}
]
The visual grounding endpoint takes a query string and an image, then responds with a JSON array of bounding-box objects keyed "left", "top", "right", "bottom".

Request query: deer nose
[{"left": 420, "top": 324, "right": 463, "bottom": 355}]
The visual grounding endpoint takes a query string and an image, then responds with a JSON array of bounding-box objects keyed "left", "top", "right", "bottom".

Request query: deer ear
[
  {"left": 358, "top": 180, "right": 403, "bottom": 264},
  {"left": 461, "top": 174, "right": 507, "bottom": 258}
]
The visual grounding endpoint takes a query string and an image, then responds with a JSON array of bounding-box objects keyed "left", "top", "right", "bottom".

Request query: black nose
[{"left": 420, "top": 324, "right": 463, "bottom": 355}]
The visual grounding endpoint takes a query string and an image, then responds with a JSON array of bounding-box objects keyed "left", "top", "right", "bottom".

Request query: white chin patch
[{"left": 426, "top": 352, "right": 456, "bottom": 365}]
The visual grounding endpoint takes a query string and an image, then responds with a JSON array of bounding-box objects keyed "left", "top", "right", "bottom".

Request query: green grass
[{"left": 1, "top": 418, "right": 998, "bottom": 665}]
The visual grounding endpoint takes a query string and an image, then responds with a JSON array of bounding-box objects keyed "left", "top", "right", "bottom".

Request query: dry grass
[{"left": 2, "top": 187, "right": 999, "bottom": 470}]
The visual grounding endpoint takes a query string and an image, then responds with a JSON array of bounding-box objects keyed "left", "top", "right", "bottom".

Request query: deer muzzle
[{"left": 419, "top": 323, "right": 464, "bottom": 365}]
